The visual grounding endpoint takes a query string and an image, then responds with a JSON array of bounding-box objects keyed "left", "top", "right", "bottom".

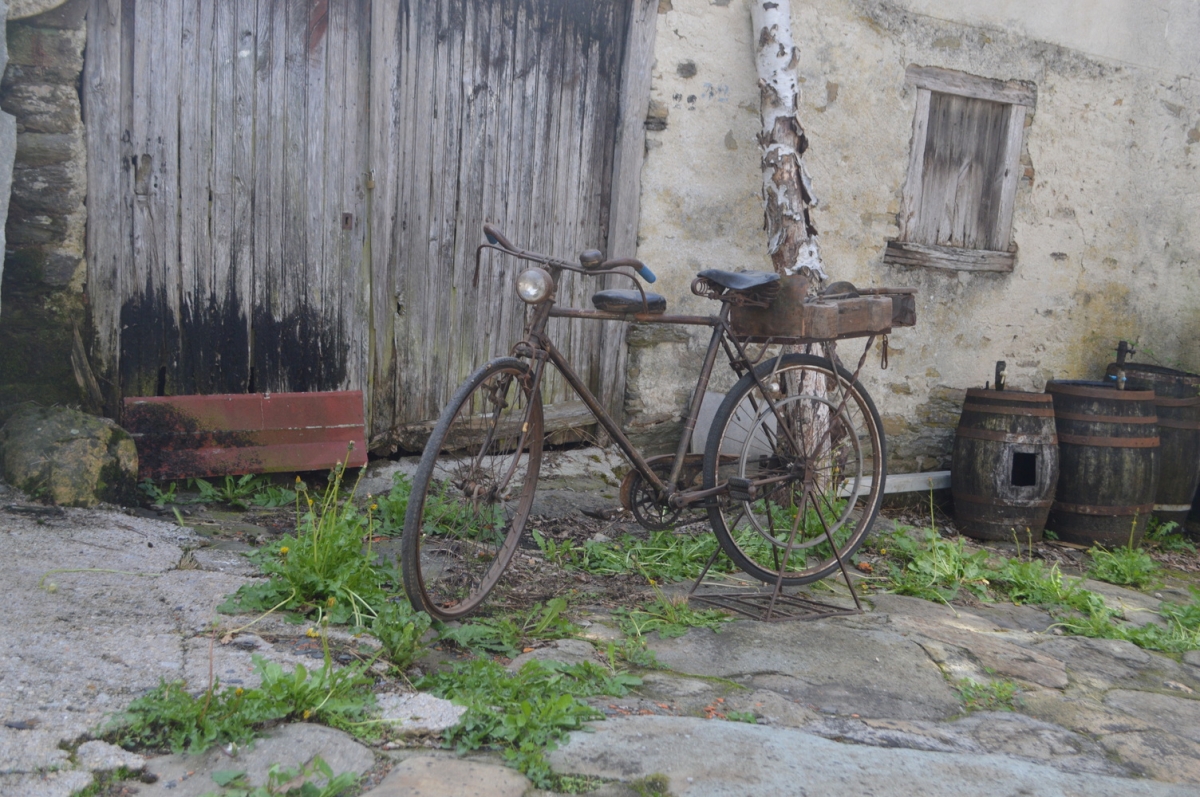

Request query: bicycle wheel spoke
[{"left": 704, "top": 353, "right": 885, "bottom": 586}]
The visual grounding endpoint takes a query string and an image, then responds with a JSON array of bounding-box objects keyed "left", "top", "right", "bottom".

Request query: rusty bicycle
[{"left": 401, "top": 224, "right": 909, "bottom": 620}]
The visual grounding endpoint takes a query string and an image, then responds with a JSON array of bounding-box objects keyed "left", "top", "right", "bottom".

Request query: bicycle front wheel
[
  {"left": 401, "top": 357, "right": 543, "bottom": 620},
  {"left": 703, "top": 353, "right": 885, "bottom": 585}
]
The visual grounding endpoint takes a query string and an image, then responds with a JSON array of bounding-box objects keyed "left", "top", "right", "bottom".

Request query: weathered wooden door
[
  {"left": 367, "top": 0, "right": 631, "bottom": 451},
  {"left": 85, "top": 0, "right": 638, "bottom": 449},
  {"left": 86, "top": 0, "right": 371, "bottom": 403}
]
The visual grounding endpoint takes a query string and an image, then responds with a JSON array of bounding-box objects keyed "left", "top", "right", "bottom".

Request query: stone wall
[
  {"left": 627, "top": 0, "right": 1200, "bottom": 472},
  {"left": 0, "top": 0, "right": 88, "bottom": 416}
]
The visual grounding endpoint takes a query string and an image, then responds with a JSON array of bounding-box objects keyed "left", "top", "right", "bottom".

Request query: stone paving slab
[
  {"left": 0, "top": 769, "right": 93, "bottom": 797},
  {"left": 648, "top": 618, "right": 960, "bottom": 720},
  {"left": 141, "top": 723, "right": 376, "bottom": 797},
  {"left": 362, "top": 755, "right": 530, "bottom": 797},
  {"left": 548, "top": 715, "right": 1198, "bottom": 796},
  {"left": 1104, "top": 689, "right": 1200, "bottom": 743}
]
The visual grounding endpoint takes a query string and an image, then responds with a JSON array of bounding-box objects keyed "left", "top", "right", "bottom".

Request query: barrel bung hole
[{"left": 1011, "top": 452, "right": 1038, "bottom": 487}]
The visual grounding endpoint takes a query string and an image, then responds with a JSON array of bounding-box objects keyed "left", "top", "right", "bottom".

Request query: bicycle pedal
[{"left": 726, "top": 477, "right": 757, "bottom": 502}]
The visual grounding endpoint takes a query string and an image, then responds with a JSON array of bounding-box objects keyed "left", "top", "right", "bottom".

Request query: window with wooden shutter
[{"left": 884, "top": 65, "right": 1036, "bottom": 273}]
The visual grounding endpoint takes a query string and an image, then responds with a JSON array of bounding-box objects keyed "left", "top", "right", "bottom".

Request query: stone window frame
[{"left": 884, "top": 65, "right": 1037, "bottom": 273}]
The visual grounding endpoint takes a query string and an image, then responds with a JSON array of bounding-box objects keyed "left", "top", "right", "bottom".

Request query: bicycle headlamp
[{"left": 516, "top": 267, "right": 554, "bottom": 303}]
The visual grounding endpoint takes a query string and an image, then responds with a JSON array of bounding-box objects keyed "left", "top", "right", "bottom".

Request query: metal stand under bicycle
[{"left": 686, "top": 486, "right": 864, "bottom": 622}]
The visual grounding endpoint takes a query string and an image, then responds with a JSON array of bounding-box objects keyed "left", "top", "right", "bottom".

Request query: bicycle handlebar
[{"left": 482, "top": 223, "right": 655, "bottom": 283}]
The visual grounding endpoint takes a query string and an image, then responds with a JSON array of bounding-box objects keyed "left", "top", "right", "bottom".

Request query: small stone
[
  {"left": 374, "top": 692, "right": 466, "bottom": 735},
  {"left": 77, "top": 740, "right": 145, "bottom": 772}
]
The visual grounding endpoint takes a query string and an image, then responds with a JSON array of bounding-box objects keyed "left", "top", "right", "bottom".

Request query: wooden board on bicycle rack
[{"left": 729, "top": 277, "right": 897, "bottom": 343}]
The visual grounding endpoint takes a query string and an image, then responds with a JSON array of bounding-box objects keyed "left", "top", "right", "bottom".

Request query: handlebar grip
[
  {"left": 483, "top": 223, "right": 516, "bottom": 251},
  {"left": 601, "top": 258, "right": 656, "bottom": 283}
]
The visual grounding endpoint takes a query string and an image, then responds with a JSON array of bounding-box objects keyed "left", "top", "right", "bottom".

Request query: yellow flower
[
  {"left": 295, "top": 475, "right": 301, "bottom": 483},
  {"left": 279, "top": 546, "right": 289, "bottom": 555},
  {"left": 307, "top": 497, "right": 314, "bottom": 507},
  {"left": 235, "top": 687, "right": 244, "bottom": 696},
  {"left": 306, "top": 627, "right": 318, "bottom": 638},
  {"left": 302, "top": 709, "right": 312, "bottom": 719},
  {"left": 326, "top": 597, "right": 337, "bottom": 608},
  {"left": 370, "top": 503, "right": 378, "bottom": 511},
  {"left": 880, "top": 549, "right": 888, "bottom": 555}
]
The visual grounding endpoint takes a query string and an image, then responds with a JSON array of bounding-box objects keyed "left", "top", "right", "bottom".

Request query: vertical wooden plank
[
  {"left": 367, "top": 0, "right": 398, "bottom": 440},
  {"left": 992, "top": 104, "right": 1027, "bottom": 252},
  {"left": 210, "top": 0, "right": 242, "bottom": 387},
  {"left": 232, "top": 0, "right": 258, "bottom": 390},
  {"left": 253, "top": 0, "right": 284, "bottom": 390},
  {"left": 177, "top": 0, "right": 217, "bottom": 392},
  {"left": 304, "top": 0, "right": 328, "bottom": 334},
  {"left": 83, "top": 0, "right": 129, "bottom": 404},
  {"left": 340, "top": 0, "right": 371, "bottom": 404},
  {"left": 899, "top": 88, "right": 931, "bottom": 241}
]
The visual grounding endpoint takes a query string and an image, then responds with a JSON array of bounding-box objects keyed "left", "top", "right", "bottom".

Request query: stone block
[
  {"left": 0, "top": 405, "right": 138, "bottom": 506},
  {"left": 15, "top": 131, "right": 79, "bottom": 166}
]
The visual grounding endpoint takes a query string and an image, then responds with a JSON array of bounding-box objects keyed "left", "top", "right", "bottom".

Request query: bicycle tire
[
  {"left": 401, "top": 357, "right": 543, "bottom": 620},
  {"left": 702, "top": 353, "right": 886, "bottom": 585}
]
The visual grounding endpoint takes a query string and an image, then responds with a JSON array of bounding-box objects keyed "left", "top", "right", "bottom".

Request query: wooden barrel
[
  {"left": 951, "top": 389, "right": 1059, "bottom": 542},
  {"left": 1105, "top": 363, "right": 1200, "bottom": 528},
  {"left": 1045, "top": 380, "right": 1160, "bottom": 547}
]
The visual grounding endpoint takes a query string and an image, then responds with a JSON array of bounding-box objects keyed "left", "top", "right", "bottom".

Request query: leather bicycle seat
[
  {"left": 591, "top": 289, "right": 667, "bottom": 314},
  {"left": 696, "top": 269, "right": 780, "bottom": 291}
]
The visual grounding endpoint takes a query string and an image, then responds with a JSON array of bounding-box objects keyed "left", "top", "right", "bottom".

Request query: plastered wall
[{"left": 628, "top": 0, "right": 1200, "bottom": 471}]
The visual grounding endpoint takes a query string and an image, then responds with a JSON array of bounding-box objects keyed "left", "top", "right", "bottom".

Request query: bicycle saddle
[
  {"left": 696, "top": 269, "right": 780, "bottom": 291},
  {"left": 591, "top": 289, "right": 667, "bottom": 314}
]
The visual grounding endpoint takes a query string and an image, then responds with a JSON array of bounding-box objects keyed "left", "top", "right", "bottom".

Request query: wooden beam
[
  {"left": 883, "top": 240, "right": 1015, "bottom": 273},
  {"left": 905, "top": 64, "right": 1037, "bottom": 108},
  {"left": 599, "top": 0, "right": 657, "bottom": 424}
]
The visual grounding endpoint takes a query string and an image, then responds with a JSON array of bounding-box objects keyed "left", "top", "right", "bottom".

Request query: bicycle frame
[{"left": 481, "top": 239, "right": 847, "bottom": 512}]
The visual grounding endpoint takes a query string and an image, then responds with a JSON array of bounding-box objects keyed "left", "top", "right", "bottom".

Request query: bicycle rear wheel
[
  {"left": 401, "top": 357, "right": 543, "bottom": 620},
  {"left": 702, "top": 353, "right": 885, "bottom": 585}
]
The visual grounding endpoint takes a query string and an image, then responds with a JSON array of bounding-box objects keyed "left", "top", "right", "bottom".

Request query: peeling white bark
[{"left": 751, "top": 0, "right": 827, "bottom": 281}]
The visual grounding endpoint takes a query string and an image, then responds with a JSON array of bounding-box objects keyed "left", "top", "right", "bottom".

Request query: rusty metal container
[
  {"left": 1104, "top": 362, "right": 1200, "bottom": 530},
  {"left": 1045, "top": 380, "right": 1160, "bottom": 547},
  {"left": 951, "top": 388, "right": 1059, "bottom": 542}
]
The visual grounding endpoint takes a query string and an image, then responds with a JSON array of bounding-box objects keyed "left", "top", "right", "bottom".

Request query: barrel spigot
[
  {"left": 1116, "top": 340, "right": 1134, "bottom": 366},
  {"left": 1115, "top": 368, "right": 1127, "bottom": 390},
  {"left": 994, "top": 361, "right": 1006, "bottom": 391}
]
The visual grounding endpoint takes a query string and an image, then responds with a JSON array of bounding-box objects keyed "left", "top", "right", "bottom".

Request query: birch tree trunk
[
  {"left": 751, "top": 0, "right": 826, "bottom": 281},
  {"left": 751, "top": 0, "right": 831, "bottom": 489}
]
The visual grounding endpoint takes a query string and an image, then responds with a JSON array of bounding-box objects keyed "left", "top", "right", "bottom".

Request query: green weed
[
  {"left": 575, "top": 530, "right": 728, "bottom": 582},
  {"left": 109, "top": 655, "right": 374, "bottom": 754},
  {"left": 416, "top": 658, "right": 640, "bottom": 787},
  {"left": 139, "top": 479, "right": 178, "bottom": 507},
  {"left": 192, "top": 474, "right": 272, "bottom": 510},
  {"left": 439, "top": 598, "right": 578, "bottom": 658},
  {"left": 617, "top": 594, "right": 733, "bottom": 640},
  {"left": 873, "top": 527, "right": 1200, "bottom": 655},
  {"left": 370, "top": 601, "right": 433, "bottom": 672},
  {"left": 631, "top": 774, "right": 674, "bottom": 797},
  {"left": 724, "top": 710, "right": 757, "bottom": 724},
  {"left": 203, "top": 756, "right": 357, "bottom": 796},
  {"left": 532, "top": 529, "right": 585, "bottom": 568},
  {"left": 1145, "top": 518, "right": 1196, "bottom": 554},
  {"left": 954, "top": 678, "right": 1019, "bottom": 712},
  {"left": 880, "top": 528, "right": 993, "bottom": 604},
  {"left": 219, "top": 464, "right": 399, "bottom": 626},
  {"left": 1087, "top": 545, "right": 1160, "bottom": 589},
  {"left": 606, "top": 637, "right": 662, "bottom": 670}
]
